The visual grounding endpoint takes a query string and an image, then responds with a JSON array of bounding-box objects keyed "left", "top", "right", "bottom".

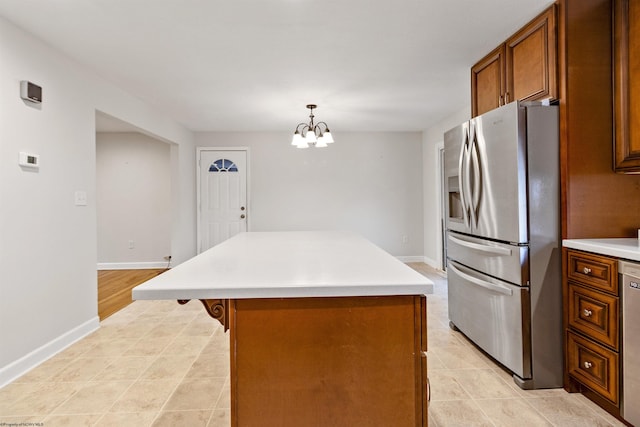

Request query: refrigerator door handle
[
  {"left": 470, "top": 129, "right": 482, "bottom": 228},
  {"left": 464, "top": 140, "right": 473, "bottom": 229},
  {"left": 458, "top": 127, "right": 470, "bottom": 228},
  {"left": 448, "top": 234, "right": 512, "bottom": 256},
  {"left": 448, "top": 262, "right": 514, "bottom": 296}
]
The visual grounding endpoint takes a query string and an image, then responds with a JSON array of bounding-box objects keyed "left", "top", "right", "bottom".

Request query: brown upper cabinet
[
  {"left": 471, "top": 46, "right": 506, "bottom": 118},
  {"left": 471, "top": 5, "right": 557, "bottom": 117},
  {"left": 614, "top": 0, "right": 640, "bottom": 173}
]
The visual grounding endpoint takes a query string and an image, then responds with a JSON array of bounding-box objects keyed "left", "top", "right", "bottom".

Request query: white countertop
[
  {"left": 132, "top": 231, "right": 434, "bottom": 300},
  {"left": 563, "top": 238, "right": 640, "bottom": 262}
]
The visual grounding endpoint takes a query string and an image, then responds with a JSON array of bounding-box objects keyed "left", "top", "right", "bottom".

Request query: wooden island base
[
  {"left": 232, "top": 295, "right": 428, "bottom": 426},
  {"left": 188, "top": 295, "right": 429, "bottom": 426},
  {"left": 135, "top": 232, "right": 432, "bottom": 426}
]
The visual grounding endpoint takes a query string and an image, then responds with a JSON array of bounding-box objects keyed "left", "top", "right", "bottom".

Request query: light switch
[{"left": 74, "top": 191, "right": 87, "bottom": 206}]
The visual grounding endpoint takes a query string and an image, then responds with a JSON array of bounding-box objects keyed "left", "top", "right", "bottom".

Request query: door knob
[
  {"left": 241, "top": 206, "right": 245, "bottom": 211},
  {"left": 240, "top": 214, "right": 245, "bottom": 219}
]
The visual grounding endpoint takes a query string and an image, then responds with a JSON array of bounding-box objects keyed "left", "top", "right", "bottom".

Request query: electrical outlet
[
  {"left": 402, "top": 235, "right": 409, "bottom": 244},
  {"left": 74, "top": 191, "right": 87, "bottom": 206},
  {"left": 128, "top": 240, "right": 135, "bottom": 249}
]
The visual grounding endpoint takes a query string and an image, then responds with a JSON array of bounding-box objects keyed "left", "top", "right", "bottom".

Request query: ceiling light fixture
[{"left": 291, "top": 104, "right": 334, "bottom": 149}]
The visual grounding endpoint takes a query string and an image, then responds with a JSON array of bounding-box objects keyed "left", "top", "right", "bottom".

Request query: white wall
[
  {"left": 96, "top": 132, "right": 171, "bottom": 267},
  {"left": 0, "top": 16, "right": 196, "bottom": 386},
  {"left": 195, "top": 132, "right": 424, "bottom": 258},
  {"left": 422, "top": 106, "right": 470, "bottom": 269}
]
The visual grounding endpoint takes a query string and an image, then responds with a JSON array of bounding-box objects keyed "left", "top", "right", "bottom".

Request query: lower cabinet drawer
[
  {"left": 568, "top": 282, "right": 619, "bottom": 349},
  {"left": 567, "top": 331, "right": 619, "bottom": 405},
  {"left": 567, "top": 250, "right": 617, "bottom": 294}
]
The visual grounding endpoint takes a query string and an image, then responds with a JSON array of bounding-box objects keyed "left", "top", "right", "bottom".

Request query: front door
[{"left": 198, "top": 148, "right": 248, "bottom": 253}]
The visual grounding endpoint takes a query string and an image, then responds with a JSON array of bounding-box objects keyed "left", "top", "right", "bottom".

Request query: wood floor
[{"left": 97, "top": 269, "right": 167, "bottom": 320}]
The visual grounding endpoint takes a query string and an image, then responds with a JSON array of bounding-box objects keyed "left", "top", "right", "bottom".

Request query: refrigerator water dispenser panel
[{"left": 447, "top": 176, "right": 463, "bottom": 222}]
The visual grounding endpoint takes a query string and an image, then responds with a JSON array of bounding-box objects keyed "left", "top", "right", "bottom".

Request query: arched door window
[{"left": 209, "top": 159, "right": 238, "bottom": 172}]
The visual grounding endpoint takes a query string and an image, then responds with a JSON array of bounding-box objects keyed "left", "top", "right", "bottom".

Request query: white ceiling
[{"left": 0, "top": 0, "right": 554, "bottom": 133}]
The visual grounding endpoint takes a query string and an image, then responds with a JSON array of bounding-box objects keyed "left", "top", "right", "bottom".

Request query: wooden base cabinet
[
  {"left": 471, "top": 5, "right": 557, "bottom": 117},
  {"left": 229, "top": 295, "right": 429, "bottom": 427},
  {"left": 564, "top": 249, "right": 621, "bottom": 415}
]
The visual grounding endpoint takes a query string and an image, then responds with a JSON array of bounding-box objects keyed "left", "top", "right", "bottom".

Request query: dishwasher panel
[{"left": 620, "top": 260, "right": 640, "bottom": 426}]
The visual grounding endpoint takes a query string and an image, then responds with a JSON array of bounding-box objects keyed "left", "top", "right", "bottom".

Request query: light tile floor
[
  {"left": 408, "top": 263, "right": 626, "bottom": 427},
  {"left": 0, "top": 263, "right": 627, "bottom": 426}
]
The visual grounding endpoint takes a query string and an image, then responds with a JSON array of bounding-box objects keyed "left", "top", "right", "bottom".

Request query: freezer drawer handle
[
  {"left": 448, "top": 263, "right": 513, "bottom": 296},
  {"left": 448, "top": 235, "right": 512, "bottom": 256}
]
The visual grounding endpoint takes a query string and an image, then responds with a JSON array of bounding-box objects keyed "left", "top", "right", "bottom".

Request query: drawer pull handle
[
  {"left": 583, "top": 309, "right": 593, "bottom": 317},
  {"left": 584, "top": 361, "right": 593, "bottom": 369},
  {"left": 582, "top": 267, "right": 592, "bottom": 275}
]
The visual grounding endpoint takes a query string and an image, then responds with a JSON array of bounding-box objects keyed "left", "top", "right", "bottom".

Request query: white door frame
[{"left": 196, "top": 147, "right": 250, "bottom": 253}]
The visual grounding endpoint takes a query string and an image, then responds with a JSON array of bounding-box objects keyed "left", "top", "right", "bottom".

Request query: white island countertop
[
  {"left": 563, "top": 238, "right": 640, "bottom": 262},
  {"left": 133, "top": 231, "right": 433, "bottom": 300}
]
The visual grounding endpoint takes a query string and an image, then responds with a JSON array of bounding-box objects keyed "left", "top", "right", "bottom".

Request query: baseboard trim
[
  {"left": 396, "top": 256, "right": 427, "bottom": 263},
  {"left": 0, "top": 316, "right": 100, "bottom": 388},
  {"left": 97, "top": 262, "right": 168, "bottom": 270},
  {"left": 422, "top": 256, "right": 439, "bottom": 269}
]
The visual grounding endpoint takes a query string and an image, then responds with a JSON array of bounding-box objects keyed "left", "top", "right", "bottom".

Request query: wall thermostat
[
  {"left": 20, "top": 80, "right": 42, "bottom": 103},
  {"left": 19, "top": 152, "right": 40, "bottom": 169}
]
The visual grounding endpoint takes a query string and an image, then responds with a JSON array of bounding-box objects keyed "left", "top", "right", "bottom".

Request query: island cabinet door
[{"left": 229, "top": 295, "right": 428, "bottom": 427}]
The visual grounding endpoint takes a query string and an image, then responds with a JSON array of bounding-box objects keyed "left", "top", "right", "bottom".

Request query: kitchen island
[{"left": 133, "top": 231, "right": 433, "bottom": 427}]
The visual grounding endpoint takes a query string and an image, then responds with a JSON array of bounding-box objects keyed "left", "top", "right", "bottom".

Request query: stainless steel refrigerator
[{"left": 444, "top": 101, "right": 562, "bottom": 389}]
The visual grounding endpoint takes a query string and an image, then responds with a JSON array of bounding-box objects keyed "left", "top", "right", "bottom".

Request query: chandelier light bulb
[
  {"left": 291, "top": 131, "right": 304, "bottom": 146},
  {"left": 322, "top": 130, "right": 334, "bottom": 143},
  {"left": 316, "top": 136, "right": 328, "bottom": 148},
  {"left": 305, "top": 129, "right": 317, "bottom": 143}
]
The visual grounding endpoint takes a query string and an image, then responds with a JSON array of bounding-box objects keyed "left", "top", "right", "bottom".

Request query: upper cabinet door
[
  {"left": 471, "top": 5, "right": 557, "bottom": 118},
  {"left": 614, "top": 0, "right": 640, "bottom": 173},
  {"left": 471, "top": 45, "right": 506, "bottom": 118},
  {"left": 506, "top": 5, "right": 557, "bottom": 103}
]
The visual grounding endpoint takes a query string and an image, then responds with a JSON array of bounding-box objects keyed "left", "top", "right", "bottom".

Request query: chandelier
[{"left": 291, "top": 104, "right": 335, "bottom": 149}]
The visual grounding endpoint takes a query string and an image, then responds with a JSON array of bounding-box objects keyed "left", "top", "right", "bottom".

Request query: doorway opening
[{"left": 95, "top": 111, "right": 174, "bottom": 319}]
